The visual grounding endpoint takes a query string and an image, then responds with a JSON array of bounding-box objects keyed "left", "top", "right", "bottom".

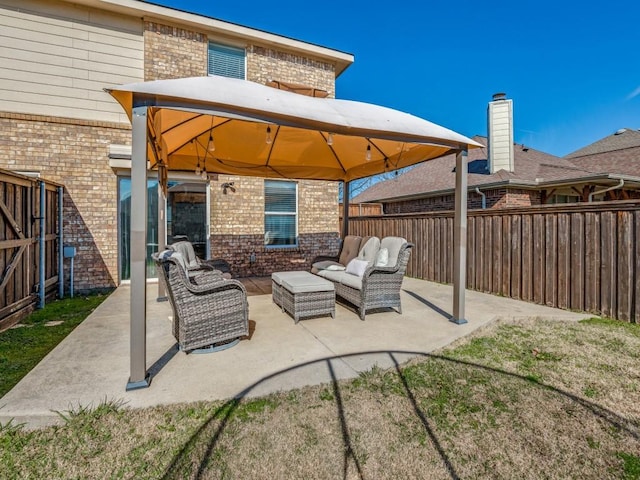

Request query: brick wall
[
  {"left": 212, "top": 233, "right": 341, "bottom": 277},
  {"left": 247, "top": 46, "right": 336, "bottom": 97},
  {"left": 384, "top": 188, "right": 542, "bottom": 214},
  {"left": 209, "top": 177, "right": 339, "bottom": 276},
  {"left": 0, "top": 112, "right": 130, "bottom": 292},
  {"left": 144, "top": 22, "right": 207, "bottom": 80}
]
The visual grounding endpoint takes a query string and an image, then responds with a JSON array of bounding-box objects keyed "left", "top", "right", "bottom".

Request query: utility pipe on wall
[
  {"left": 475, "top": 187, "right": 486, "bottom": 209},
  {"left": 38, "top": 181, "right": 46, "bottom": 309},
  {"left": 588, "top": 179, "right": 624, "bottom": 202},
  {"left": 58, "top": 186, "right": 64, "bottom": 299}
]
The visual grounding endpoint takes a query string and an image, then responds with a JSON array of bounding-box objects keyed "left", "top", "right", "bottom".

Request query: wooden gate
[{"left": 0, "top": 170, "right": 61, "bottom": 331}]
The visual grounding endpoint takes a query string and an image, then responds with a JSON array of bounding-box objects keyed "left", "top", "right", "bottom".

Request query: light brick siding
[
  {"left": 210, "top": 177, "right": 339, "bottom": 276},
  {"left": 247, "top": 46, "right": 336, "bottom": 97},
  {"left": 144, "top": 22, "right": 207, "bottom": 80},
  {"left": 0, "top": 112, "right": 130, "bottom": 292},
  {"left": 384, "top": 189, "right": 542, "bottom": 214}
]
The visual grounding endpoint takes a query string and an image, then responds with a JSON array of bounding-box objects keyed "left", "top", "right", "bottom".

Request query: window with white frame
[
  {"left": 264, "top": 180, "right": 297, "bottom": 246},
  {"left": 208, "top": 42, "right": 245, "bottom": 79}
]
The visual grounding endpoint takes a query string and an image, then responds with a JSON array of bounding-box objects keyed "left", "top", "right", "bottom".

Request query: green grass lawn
[
  {"left": 1, "top": 316, "right": 639, "bottom": 479},
  {"left": 0, "top": 293, "right": 111, "bottom": 398}
]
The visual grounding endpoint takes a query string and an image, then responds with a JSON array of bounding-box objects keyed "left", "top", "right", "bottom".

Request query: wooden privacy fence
[
  {"left": 349, "top": 200, "right": 640, "bottom": 323},
  {"left": 0, "top": 170, "right": 61, "bottom": 331}
]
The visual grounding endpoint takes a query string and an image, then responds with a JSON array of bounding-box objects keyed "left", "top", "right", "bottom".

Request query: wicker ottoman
[{"left": 271, "top": 271, "right": 335, "bottom": 323}]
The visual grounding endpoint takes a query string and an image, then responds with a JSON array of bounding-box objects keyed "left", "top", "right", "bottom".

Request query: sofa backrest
[
  {"left": 338, "top": 235, "right": 362, "bottom": 266},
  {"left": 380, "top": 236, "right": 407, "bottom": 268},
  {"left": 357, "top": 236, "right": 380, "bottom": 266}
]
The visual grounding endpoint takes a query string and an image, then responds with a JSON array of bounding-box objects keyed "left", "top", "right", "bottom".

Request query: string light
[
  {"left": 266, "top": 126, "right": 273, "bottom": 144},
  {"left": 366, "top": 144, "right": 372, "bottom": 162},
  {"left": 193, "top": 140, "right": 202, "bottom": 175},
  {"left": 327, "top": 132, "right": 334, "bottom": 146},
  {"left": 207, "top": 133, "right": 215, "bottom": 152}
]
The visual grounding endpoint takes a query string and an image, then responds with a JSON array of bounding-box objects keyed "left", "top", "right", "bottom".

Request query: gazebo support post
[
  {"left": 451, "top": 148, "right": 468, "bottom": 324},
  {"left": 342, "top": 181, "right": 350, "bottom": 238},
  {"left": 127, "top": 104, "right": 151, "bottom": 390}
]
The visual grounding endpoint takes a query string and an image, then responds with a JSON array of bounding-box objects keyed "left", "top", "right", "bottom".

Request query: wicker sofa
[
  {"left": 153, "top": 249, "right": 249, "bottom": 353},
  {"left": 311, "top": 235, "right": 413, "bottom": 320}
]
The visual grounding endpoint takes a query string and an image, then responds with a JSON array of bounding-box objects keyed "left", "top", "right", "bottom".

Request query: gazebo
[{"left": 106, "top": 75, "right": 482, "bottom": 390}]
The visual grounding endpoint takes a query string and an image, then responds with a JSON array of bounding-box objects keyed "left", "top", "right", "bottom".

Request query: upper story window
[
  {"left": 264, "top": 180, "right": 298, "bottom": 247},
  {"left": 208, "top": 42, "right": 246, "bottom": 79}
]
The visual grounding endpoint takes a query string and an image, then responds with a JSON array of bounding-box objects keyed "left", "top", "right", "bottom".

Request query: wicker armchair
[{"left": 153, "top": 249, "right": 249, "bottom": 353}]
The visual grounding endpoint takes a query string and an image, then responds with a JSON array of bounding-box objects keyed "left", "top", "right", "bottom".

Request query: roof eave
[
  {"left": 364, "top": 174, "right": 640, "bottom": 204},
  {"left": 70, "top": 0, "right": 355, "bottom": 76}
]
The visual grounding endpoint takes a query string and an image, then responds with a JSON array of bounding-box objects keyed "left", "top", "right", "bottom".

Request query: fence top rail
[
  {"left": 0, "top": 168, "right": 63, "bottom": 188},
  {"left": 347, "top": 199, "right": 640, "bottom": 220}
]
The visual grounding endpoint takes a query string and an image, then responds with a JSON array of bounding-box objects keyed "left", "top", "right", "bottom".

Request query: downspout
[
  {"left": 57, "top": 186, "right": 64, "bottom": 298},
  {"left": 475, "top": 187, "right": 486, "bottom": 209},
  {"left": 38, "top": 181, "right": 46, "bottom": 309},
  {"left": 588, "top": 179, "right": 624, "bottom": 202}
]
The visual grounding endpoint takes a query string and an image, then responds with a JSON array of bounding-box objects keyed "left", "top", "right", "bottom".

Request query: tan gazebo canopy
[{"left": 105, "top": 75, "right": 481, "bottom": 390}]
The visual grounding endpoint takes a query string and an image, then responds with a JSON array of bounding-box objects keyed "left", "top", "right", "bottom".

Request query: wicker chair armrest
[
  {"left": 191, "top": 269, "right": 225, "bottom": 284},
  {"left": 186, "top": 275, "right": 247, "bottom": 295},
  {"left": 364, "top": 264, "right": 400, "bottom": 275},
  {"left": 199, "top": 258, "right": 232, "bottom": 274}
]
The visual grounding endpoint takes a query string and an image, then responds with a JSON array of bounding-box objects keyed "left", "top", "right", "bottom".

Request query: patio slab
[{"left": 0, "top": 277, "right": 592, "bottom": 430}]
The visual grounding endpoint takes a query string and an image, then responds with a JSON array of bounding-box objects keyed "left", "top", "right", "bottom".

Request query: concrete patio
[{"left": 0, "top": 277, "right": 593, "bottom": 429}]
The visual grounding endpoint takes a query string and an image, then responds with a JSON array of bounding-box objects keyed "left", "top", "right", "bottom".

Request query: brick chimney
[{"left": 487, "top": 93, "right": 514, "bottom": 173}]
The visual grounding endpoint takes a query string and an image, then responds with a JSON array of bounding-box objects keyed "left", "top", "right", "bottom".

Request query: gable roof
[
  {"left": 565, "top": 128, "right": 640, "bottom": 177},
  {"left": 353, "top": 136, "right": 605, "bottom": 203},
  {"left": 566, "top": 128, "right": 640, "bottom": 158}
]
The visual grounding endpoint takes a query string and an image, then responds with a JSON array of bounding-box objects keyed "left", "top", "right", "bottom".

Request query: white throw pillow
[
  {"left": 375, "top": 247, "right": 389, "bottom": 267},
  {"left": 326, "top": 264, "right": 346, "bottom": 271},
  {"left": 345, "top": 258, "right": 369, "bottom": 278}
]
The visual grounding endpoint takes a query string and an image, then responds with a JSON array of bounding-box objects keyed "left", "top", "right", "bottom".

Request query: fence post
[
  {"left": 58, "top": 186, "right": 64, "bottom": 298},
  {"left": 38, "top": 181, "right": 46, "bottom": 309}
]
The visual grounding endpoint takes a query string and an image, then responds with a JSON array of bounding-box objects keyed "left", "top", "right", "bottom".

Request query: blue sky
[{"left": 150, "top": 0, "right": 638, "bottom": 157}]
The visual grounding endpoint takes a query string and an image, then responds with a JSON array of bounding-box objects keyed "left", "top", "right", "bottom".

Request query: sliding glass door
[{"left": 118, "top": 178, "right": 208, "bottom": 281}]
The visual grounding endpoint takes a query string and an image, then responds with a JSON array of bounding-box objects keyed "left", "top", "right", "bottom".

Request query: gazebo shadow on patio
[{"left": 0, "top": 278, "right": 592, "bottom": 430}]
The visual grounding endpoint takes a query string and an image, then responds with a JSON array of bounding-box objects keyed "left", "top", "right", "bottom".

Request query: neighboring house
[
  {"left": 565, "top": 127, "right": 640, "bottom": 197},
  {"left": 353, "top": 93, "right": 640, "bottom": 213},
  {"left": 0, "top": 0, "right": 354, "bottom": 291}
]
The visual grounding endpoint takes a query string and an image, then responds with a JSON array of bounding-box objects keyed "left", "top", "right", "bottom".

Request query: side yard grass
[
  {"left": 1, "top": 316, "right": 639, "bottom": 479},
  {"left": 0, "top": 293, "right": 111, "bottom": 398}
]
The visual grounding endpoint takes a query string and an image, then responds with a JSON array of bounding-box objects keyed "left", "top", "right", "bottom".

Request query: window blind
[
  {"left": 264, "top": 180, "right": 297, "bottom": 246},
  {"left": 208, "top": 43, "right": 245, "bottom": 79}
]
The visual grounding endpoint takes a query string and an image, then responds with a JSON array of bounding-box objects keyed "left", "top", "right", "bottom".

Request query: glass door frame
[{"left": 116, "top": 170, "right": 210, "bottom": 283}]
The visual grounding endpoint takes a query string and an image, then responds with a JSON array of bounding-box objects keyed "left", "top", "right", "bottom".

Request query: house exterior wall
[
  {"left": 0, "top": 0, "right": 142, "bottom": 124},
  {"left": 384, "top": 188, "right": 542, "bottom": 214},
  {"left": 246, "top": 46, "right": 336, "bottom": 97},
  {"left": 0, "top": 112, "right": 130, "bottom": 291},
  {"left": 0, "top": 1, "right": 341, "bottom": 291},
  {"left": 210, "top": 46, "right": 339, "bottom": 276},
  {"left": 144, "top": 21, "right": 207, "bottom": 80}
]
